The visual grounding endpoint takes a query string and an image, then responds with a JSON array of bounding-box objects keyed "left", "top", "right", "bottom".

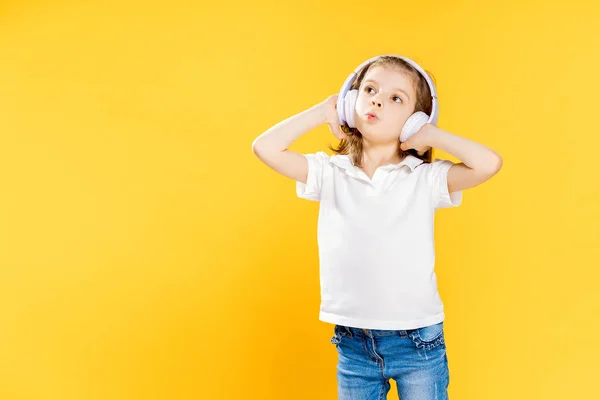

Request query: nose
[{"left": 370, "top": 97, "right": 382, "bottom": 108}]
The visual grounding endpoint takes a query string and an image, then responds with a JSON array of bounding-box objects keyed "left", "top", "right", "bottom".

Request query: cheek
[
  {"left": 394, "top": 109, "right": 410, "bottom": 123},
  {"left": 353, "top": 94, "right": 365, "bottom": 112},
  {"left": 387, "top": 113, "right": 408, "bottom": 132}
]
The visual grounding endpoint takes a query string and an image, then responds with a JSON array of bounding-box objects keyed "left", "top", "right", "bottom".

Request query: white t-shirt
[{"left": 296, "top": 151, "right": 462, "bottom": 330}]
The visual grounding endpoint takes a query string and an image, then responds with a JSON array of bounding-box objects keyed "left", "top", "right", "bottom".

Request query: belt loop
[{"left": 344, "top": 325, "right": 353, "bottom": 338}]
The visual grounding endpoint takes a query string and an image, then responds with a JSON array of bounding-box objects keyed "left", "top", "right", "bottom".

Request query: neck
[{"left": 361, "top": 141, "right": 403, "bottom": 167}]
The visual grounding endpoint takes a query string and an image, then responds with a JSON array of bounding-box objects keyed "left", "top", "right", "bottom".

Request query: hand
[
  {"left": 400, "top": 123, "right": 435, "bottom": 156},
  {"left": 321, "top": 94, "right": 347, "bottom": 140}
]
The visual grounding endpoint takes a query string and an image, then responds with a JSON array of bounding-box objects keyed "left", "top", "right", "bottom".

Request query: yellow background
[{"left": 1, "top": 0, "right": 598, "bottom": 398}]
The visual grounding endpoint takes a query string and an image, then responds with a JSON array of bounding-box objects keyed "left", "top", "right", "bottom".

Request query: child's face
[{"left": 354, "top": 65, "right": 416, "bottom": 144}]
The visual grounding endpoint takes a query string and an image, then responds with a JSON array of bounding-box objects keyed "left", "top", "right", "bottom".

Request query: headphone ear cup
[
  {"left": 400, "top": 111, "right": 429, "bottom": 142},
  {"left": 343, "top": 89, "right": 359, "bottom": 128},
  {"left": 337, "top": 90, "right": 346, "bottom": 125}
]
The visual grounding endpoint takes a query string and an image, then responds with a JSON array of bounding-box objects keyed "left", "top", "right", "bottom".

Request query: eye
[
  {"left": 392, "top": 95, "right": 402, "bottom": 103},
  {"left": 364, "top": 86, "right": 375, "bottom": 94}
]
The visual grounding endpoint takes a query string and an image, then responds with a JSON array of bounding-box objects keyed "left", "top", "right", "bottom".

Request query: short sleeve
[
  {"left": 426, "top": 158, "right": 463, "bottom": 210},
  {"left": 296, "top": 151, "right": 329, "bottom": 202}
]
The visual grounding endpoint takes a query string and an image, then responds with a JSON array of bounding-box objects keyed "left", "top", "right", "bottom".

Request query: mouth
[{"left": 365, "top": 112, "right": 379, "bottom": 121}]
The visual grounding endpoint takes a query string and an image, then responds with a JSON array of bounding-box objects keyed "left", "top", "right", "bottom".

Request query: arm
[
  {"left": 427, "top": 126, "right": 502, "bottom": 193},
  {"left": 251, "top": 95, "right": 345, "bottom": 184},
  {"left": 402, "top": 124, "right": 503, "bottom": 193}
]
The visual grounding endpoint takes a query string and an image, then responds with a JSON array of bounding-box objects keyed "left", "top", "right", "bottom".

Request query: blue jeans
[{"left": 330, "top": 321, "right": 449, "bottom": 400}]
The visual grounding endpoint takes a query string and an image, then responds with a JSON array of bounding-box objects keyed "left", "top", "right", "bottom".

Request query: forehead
[{"left": 362, "top": 66, "right": 414, "bottom": 94}]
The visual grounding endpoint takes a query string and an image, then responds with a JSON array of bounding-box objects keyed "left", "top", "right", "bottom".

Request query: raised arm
[{"left": 251, "top": 95, "right": 345, "bottom": 184}]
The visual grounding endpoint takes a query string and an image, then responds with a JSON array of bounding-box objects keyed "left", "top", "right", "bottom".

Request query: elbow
[
  {"left": 252, "top": 138, "right": 277, "bottom": 164},
  {"left": 252, "top": 137, "right": 285, "bottom": 159},
  {"left": 251, "top": 138, "right": 264, "bottom": 157},
  {"left": 493, "top": 153, "right": 503, "bottom": 173},
  {"left": 484, "top": 153, "right": 503, "bottom": 176}
]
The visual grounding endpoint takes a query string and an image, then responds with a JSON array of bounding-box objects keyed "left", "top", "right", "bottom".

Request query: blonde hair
[{"left": 328, "top": 56, "right": 437, "bottom": 168}]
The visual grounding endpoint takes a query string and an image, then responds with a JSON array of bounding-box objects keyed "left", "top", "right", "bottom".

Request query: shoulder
[
  {"left": 414, "top": 158, "right": 457, "bottom": 191},
  {"left": 313, "top": 151, "right": 331, "bottom": 161},
  {"left": 416, "top": 158, "right": 455, "bottom": 176},
  {"left": 304, "top": 151, "right": 353, "bottom": 171},
  {"left": 416, "top": 158, "right": 455, "bottom": 168},
  {"left": 295, "top": 151, "right": 336, "bottom": 202},
  {"left": 300, "top": 151, "right": 334, "bottom": 174},
  {"left": 416, "top": 158, "right": 462, "bottom": 209}
]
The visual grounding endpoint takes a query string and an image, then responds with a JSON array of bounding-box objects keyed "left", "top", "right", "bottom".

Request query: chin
[
  {"left": 361, "top": 131, "right": 395, "bottom": 143},
  {"left": 354, "top": 122, "right": 389, "bottom": 138}
]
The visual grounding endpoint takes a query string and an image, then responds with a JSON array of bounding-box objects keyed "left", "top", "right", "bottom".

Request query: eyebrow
[{"left": 362, "top": 79, "right": 410, "bottom": 100}]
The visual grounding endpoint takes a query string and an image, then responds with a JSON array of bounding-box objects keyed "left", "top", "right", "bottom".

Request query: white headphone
[{"left": 336, "top": 54, "right": 439, "bottom": 142}]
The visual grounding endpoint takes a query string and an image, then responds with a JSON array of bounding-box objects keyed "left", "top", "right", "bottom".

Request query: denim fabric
[{"left": 330, "top": 321, "right": 449, "bottom": 400}]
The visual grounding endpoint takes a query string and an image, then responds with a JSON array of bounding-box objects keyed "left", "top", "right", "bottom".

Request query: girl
[{"left": 252, "top": 54, "right": 502, "bottom": 400}]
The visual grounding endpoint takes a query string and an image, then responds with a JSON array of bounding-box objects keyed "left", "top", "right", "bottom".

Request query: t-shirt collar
[{"left": 329, "top": 154, "right": 424, "bottom": 174}]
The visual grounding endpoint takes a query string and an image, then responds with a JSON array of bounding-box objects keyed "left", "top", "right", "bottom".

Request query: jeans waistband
[{"left": 341, "top": 325, "right": 412, "bottom": 337}]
